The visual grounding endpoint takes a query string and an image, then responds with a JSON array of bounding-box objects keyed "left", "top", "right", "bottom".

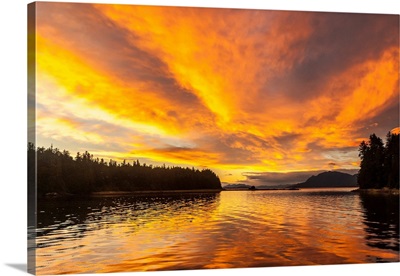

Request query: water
[{"left": 35, "top": 188, "right": 399, "bottom": 274}]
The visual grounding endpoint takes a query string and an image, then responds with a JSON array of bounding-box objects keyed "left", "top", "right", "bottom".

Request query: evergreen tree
[
  {"left": 358, "top": 132, "right": 399, "bottom": 189},
  {"left": 30, "top": 144, "right": 222, "bottom": 196},
  {"left": 384, "top": 132, "right": 399, "bottom": 189}
]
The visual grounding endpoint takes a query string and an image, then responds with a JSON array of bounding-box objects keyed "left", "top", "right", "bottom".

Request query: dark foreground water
[{"left": 34, "top": 188, "right": 399, "bottom": 274}]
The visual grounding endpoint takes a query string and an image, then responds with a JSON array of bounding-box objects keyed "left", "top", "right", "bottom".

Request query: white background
[{"left": 0, "top": 0, "right": 399, "bottom": 276}]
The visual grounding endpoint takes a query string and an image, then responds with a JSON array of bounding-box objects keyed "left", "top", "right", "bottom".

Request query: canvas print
[{"left": 28, "top": 1, "right": 399, "bottom": 275}]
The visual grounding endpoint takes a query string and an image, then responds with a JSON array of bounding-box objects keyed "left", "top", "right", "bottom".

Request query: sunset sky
[{"left": 32, "top": 2, "right": 399, "bottom": 186}]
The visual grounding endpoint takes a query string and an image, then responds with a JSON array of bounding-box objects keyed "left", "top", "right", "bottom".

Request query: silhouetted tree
[
  {"left": 384, "top": 132, "right": 399, "bottom": 189},
  {"left": 31, "top": 144, "right": 222, "bottom": 196},
  {"left": 358, "top": 132, "right": 399, "bottom": 189}
]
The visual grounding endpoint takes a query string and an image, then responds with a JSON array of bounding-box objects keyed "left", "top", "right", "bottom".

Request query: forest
[
  {"left": 358, "top": 132, "right": 399, "bottom": 189},
  {"left": 28, "top": 143, "right": 222, "bottom": 196}
]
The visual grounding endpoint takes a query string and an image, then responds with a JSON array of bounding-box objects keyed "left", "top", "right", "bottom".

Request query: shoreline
[
  {"left": 90, "top": 189, "right": 223, "bottom": 197},
  {"left": 351, "top": 188, "right": 399, "bottom": 196},
  {"left": 223, "top": 188, "right": 300, "bottom": 191},
  {"left": 40, "top": 189, "right": 223, "bottom": 198},
  {"left": 42, "top": 187, "right": 400, "bottom": 198}
]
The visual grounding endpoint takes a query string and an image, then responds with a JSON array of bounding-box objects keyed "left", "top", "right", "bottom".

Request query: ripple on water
[{"left": 36, "top": 189, "right": 399, "bottom": 274}]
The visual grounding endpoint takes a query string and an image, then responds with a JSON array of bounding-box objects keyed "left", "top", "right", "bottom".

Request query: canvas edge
[{"left": 27, "top": 2, "right": 37, "bottom": 275}]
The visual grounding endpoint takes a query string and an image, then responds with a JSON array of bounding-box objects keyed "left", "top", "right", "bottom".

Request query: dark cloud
[
  {"left": 305, "top": 140, "right": 356, "bottom": 153},
  {"left": 273, "top": 132, "right": 302, "bottom": 145},
  {"left": 241, "top": 169, "right": 358, "bottom": 186},
  {"left": 36, "top": 2, "right": 202, "bottom": 109},
  {"left": 208, "top": 139, "right": 261, "bottom": 165},
  {"left": 243, "top": 171, "right": 317, "bottom": 184},
  {"left": 355, "top": 103, "right": 400, "bottom": 139},
  {"left": 196, "top": 131, "right": 275, "bottom": 165},
  {"left": 270, "top": 12, "right": 399, "bottom": 101}
]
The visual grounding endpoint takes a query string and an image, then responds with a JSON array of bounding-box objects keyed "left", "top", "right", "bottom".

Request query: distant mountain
[
  {"left": 257, "top": 184, "right": 291, "bottom": 189},
  {"left": 291, "top": 171, "right": 357, "bottom": 188},
  {"left": 223, "top": 183, "right": 252, "bottom": 189}
]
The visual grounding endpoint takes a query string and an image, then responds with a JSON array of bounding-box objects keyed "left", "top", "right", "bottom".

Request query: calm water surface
[{"left": 34, "top": 188, "right": 399, "bottom": 274}]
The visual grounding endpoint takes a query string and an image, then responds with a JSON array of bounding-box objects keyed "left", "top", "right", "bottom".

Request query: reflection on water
[
  {"left": 35, "top": 189, "right": 399, "bottom": 274},
  {"left": 359, "top": 192, "right": 399, "bottom": 253}
]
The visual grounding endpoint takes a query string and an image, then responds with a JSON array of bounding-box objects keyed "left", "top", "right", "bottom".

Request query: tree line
[
  {"left": 28, "top": 143, "right": 222, "bottom": 196},
  {"left": 358, "top": 131, "right": 399, "bottom": 189}
]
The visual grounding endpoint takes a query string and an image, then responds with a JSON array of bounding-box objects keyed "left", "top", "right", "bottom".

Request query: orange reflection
[{"left": 36, "top": 190, "right": 399, "bottom": 274}]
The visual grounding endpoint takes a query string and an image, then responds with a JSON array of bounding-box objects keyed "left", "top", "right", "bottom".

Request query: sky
[{"left": 31, "top": 2, "right": 399, "bottom": 186}]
